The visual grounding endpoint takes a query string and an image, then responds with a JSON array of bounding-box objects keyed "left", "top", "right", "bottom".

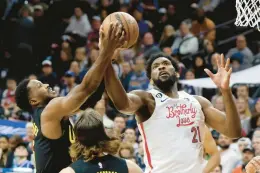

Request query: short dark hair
[
  {"left": 0, "top": 135, "right": 9, "bottom": 141},
  {"left": 146, "top": 52, "right": 179, "bottom": 79},
  {"left": 15, "top": 79, "right": 32, "bottom": 112}
]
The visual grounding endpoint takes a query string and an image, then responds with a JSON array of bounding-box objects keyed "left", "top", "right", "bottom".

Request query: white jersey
[{"left": 137, "top": 89, "right": 206, "bottom": 173}]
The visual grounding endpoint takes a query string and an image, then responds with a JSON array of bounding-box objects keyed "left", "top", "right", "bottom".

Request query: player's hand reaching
[
  {"left": 204, "top": 54, "right": 232, "bottom": 91},
  {"left": 246, "top": 156, "right": 260, "bottom": 173},
  {"left": 99, "top": 22, "right": 127, "bottom": 54}
]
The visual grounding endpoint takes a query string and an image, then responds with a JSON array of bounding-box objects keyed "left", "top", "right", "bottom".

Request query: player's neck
[{"left": 154, "top": 84, "right": 179, "bottom": 98}]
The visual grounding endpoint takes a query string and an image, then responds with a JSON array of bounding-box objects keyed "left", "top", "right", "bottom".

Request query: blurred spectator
[
  {"left": 210, "top": 165, "right": 222, "bottom": 173},
  {"left": 193, "top": 54, "right": 208, "bottom": 78},
  {"left": 236, "top": 97, "right": 251, "bottom": 135},
  {"left": 159, "top": 25, "right": 175, "bottom": 49},
  {"left": 23, "top": 122, "right": 34, "bottom": 144},
  {"left": 153, "top": 8, "right": 168, "bottom": 42},
  {"left": 114, "top": 114, "right": 126, "bottom": 134},
  {"left": 79, "top": 48, "right": 99, "bottom": 81},
  {"left": 230, "top": 52, "right": 244, "bottom": 72},
  {"left": 87, "top": 16, "right": 101, "bottom": 47},
  {"left": 65, "top": 6, "right": 91, "bottom": 38},
  {"left": 0, "top": 136, "right": 10, "bottom": 167},
  {"left": 135, "top": 140, "right": 145, "bottom": 171},
  {"left": 1, "top": 78, "right": 17, "bottom": 117},
  {"left": 38, "top": 60, "right": 58, "bottom": 88},
  {"left": 60, "top": 71, "right": 77, "bottom": 96},
  {"left": 204, "top": 40, "right": 216, "bottom": 65},
  {"left": 183, "top": 70, "right": 196, "bottom": 95},
  {"left": 15, "top": 5, "right": 34, "bottom": 47},
  {"left": 28, "top": 74, "right": 37, "bottom": 80},
  {"left": 171, "top": 54, "right": 186, "bottom": 79},
  {"left": 123, "top": 128, "right": 138, "bottom": 153},
  {"left": 237, "top": 138, "right": 252, "bottom": 156},
  {"left": 133, "top": 6, "right": 149, "bottom": 37},
  {"left": 56, "top": 49, "right": 73, "bottom": 79},
  {"left": 118, "top": 142, "right": 135, "bottom": 162},
  {"left": 166, "top": 4, "right": 181, "bottom": 29},
  {"left": 253, "top": 133, "right": 260, "bottom": 156},
  {"left": 218, "top": 134, "right": 240, "bottom": 173},
  {"left": 252, "top": 42, "right": 260, "bottom": 66},
  {"left": 232, "top": 147, "right": 254, "bottom": 173},
  {"left": 141, "top": 0, "right": 159, "bottom": 22},
  {"left": 191, "top": 8, "right": 216, "bottom": 42},
  {"left": 139, "top": 32, "right": 160, "bottom": 60},
  {"left": 119, "top": 3, "right": 129, "bottom": 13},
  {"left": 171, "top": 21, "right": 199, "bottom": 67},
  {"left": 128, "top": 57, "right": 149, "bottom": 92},
  {"left": 226, "top": 35, "right": 254, "bottom": 69},
  {"left": 236, "top": 85, "right": 255, "bottom": 112},
  {"left": 253, "top": 98, "right": 260, "bottom": 115},
  {"left": 74, "top": 47, "right": 87, "bottom": 71},
  {"left": 213, "top": 96, "right": 225, "bottom": 112},
  {"left": 13, "top": 143, "right": 34, "bottom": 169},
  {"left": 209, "top": 53, "right": 219, "bottom": 74},
  {"left": 121, "top": 61, "right": 134, "bottom": 92},
  {"left": 6, "top": 135, "right": 23, "bottom": 168},
  {"left": 69, "top": 61, "right": 81, "bottom": 84}
]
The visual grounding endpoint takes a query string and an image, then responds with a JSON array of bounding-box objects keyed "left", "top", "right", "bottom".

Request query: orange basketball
[{"left": 102, "top": 12, "right": 139, "bottom": 49}]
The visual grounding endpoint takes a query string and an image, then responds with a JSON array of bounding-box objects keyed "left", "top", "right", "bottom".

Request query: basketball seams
[{"left": 119, "top": 12, "right": 131, "bottom": 47}]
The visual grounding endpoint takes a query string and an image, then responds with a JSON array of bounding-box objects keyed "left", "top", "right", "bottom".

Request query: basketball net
[{"left": 234, "top": 0, "right": 260, "bottom": 31}]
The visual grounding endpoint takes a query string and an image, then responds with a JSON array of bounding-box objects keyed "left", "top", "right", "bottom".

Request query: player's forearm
[
  {"left": 81, "top": 51, "right": 112, "bottom": 94},
  {"left": 104, "top": 63, "right": 130, "bottom": 111},
  {"left": 203, "top": 153, "right": 220, "bottom": 173},
  {"left": 222, "top": 89, "right": 241, "bottom": 138}
]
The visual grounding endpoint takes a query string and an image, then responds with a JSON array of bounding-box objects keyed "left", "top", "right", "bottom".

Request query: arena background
[{"left": 0, "top": 0, "right": 260, "bottom": 173}]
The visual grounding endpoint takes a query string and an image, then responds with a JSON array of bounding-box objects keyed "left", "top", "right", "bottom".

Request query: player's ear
[{"left": 29, "top": 98, "right": 40, "bottom": 106}]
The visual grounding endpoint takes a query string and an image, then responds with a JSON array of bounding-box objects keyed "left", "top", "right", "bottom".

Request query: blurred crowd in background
[{"left": 0, "top": 0, "right": 260, "bottom": 173}]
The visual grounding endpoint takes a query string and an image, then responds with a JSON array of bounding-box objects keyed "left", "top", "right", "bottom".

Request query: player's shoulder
[
  {"left": 129, "top": 90, "right": 150, "bottom": 98},
  {"left": 126, "top": 160, "right": 143, "bottom": 173},
  {"left": 192, "top": 95, "right": 212, "bottom": 107}
]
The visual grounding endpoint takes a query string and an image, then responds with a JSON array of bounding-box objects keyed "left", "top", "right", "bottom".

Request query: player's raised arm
[
  {"left": 202, "top": 126, "right": 220, "bottom": 173},
  {"left": 41, "top": 22, "right": 126, "bottom": 139},
  {"left": 200, "top": 54, "right": 241, "bottom": 138},
  {"left": 104, "top": 52, "right": 144, "bottom": 115}
]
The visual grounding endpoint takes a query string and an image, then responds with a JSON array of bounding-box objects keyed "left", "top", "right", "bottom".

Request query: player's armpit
[
  {"left": 118, "top": 90, "right": 145, "bottom": 115},
  {"left": 194, "top": 95, "right": 241, "bottom": 138},
  {"left": 126, "top": 160, "right": 143, "bottom": 173},
  {"left": 59, "top": 167, "right": 75, "bottom": 173}
]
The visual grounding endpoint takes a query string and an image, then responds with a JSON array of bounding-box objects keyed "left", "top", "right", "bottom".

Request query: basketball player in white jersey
[{"left": 104, "top": 52, "right": 241, "bottom": 173}]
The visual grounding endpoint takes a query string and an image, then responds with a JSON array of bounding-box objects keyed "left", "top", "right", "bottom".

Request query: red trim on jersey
[{"left": 140, "top": 123, "right": 153, "bottom": 170}]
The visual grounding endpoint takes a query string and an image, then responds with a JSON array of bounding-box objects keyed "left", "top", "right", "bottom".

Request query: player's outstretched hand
[
  {"left": 245, "top": 156, "right": 260, "bottom": 173},
  {"left": 204, "top": 54, "right": 232, "bottom": 91},
  {"left": 99, "top": 22, "right": 127, "bottom": 53}
]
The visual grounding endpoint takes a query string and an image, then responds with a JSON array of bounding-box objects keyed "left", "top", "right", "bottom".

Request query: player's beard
[
  {"left": 154, "top": 75, "right": 177, "bottom": 92},
  {"left": 219, "top": 144, "right": 230, "bottom": 149}
]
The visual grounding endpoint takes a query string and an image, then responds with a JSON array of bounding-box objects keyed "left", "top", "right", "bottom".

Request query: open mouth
[{"left": 159, "top": 72, "right": 169, "bottom": 77}]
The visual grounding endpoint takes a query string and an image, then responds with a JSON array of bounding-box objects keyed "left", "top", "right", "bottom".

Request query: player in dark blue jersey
[
  {"left": 15, "top": 22, "right": 126, "bottom": 173},
  {"left": 60, "top": 108, "right": 143, "bottom": 173}
]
